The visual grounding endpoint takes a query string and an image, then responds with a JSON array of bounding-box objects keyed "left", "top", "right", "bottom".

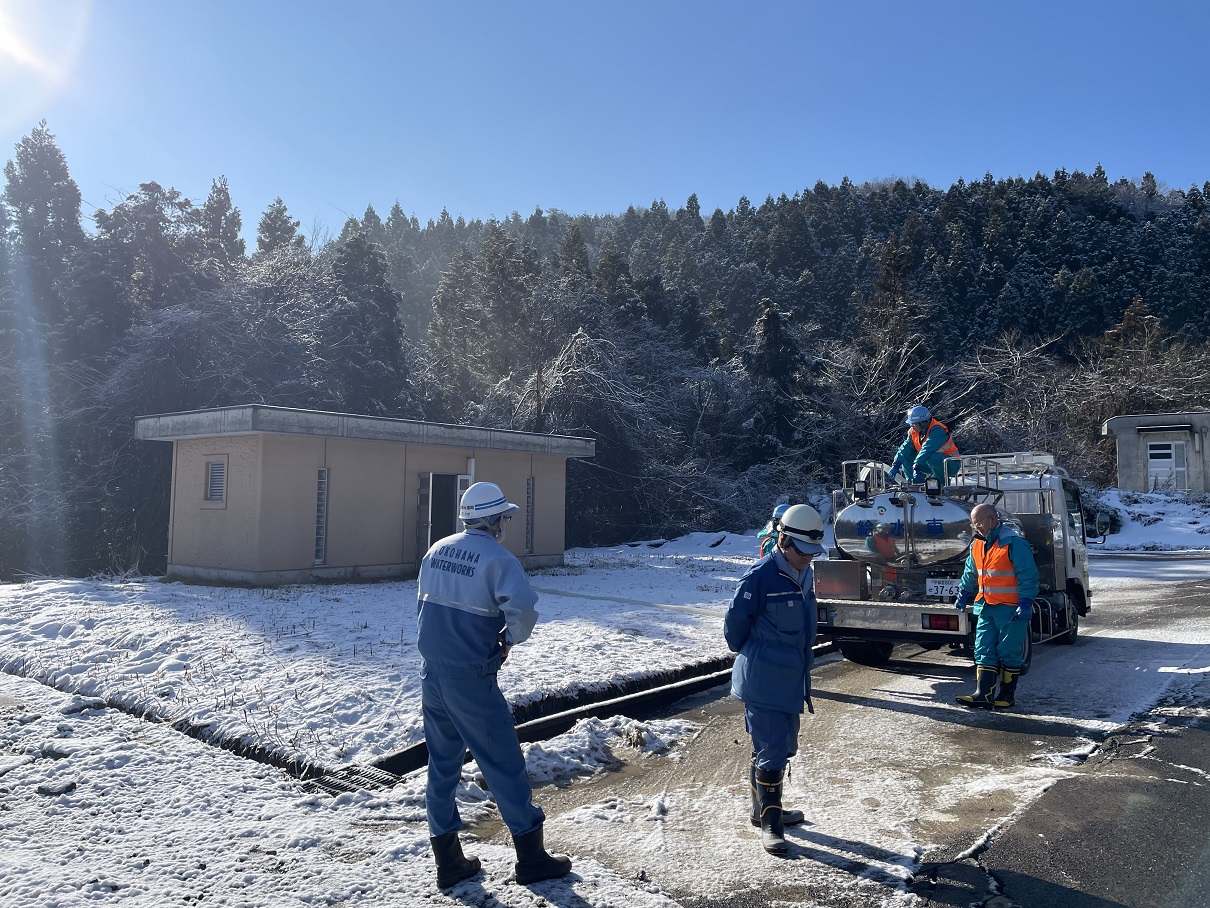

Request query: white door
[{"left": 1148, "top": 441, "right": 1188, "bottom": 491}]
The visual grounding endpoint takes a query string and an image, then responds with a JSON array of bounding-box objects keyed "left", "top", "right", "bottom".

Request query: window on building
[
  {"left": 205, "top": 461, "right": 226, "bottom": 502},
  {"left": 1148, "top": 441, "right": 1188, "bottom": 491},
  {"left": 314, "top": 468, "right": 329, "bottom": 565}
]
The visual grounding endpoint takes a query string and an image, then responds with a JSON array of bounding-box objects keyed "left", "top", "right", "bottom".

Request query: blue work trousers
[
  {"left": 915, "top": 453, "right": 961, "bottom": 482},
  {"left": 972, "top": 603, "right": 1028, "bottom": 669},
  {"left": 422, "top": 671, "right": 544, "bottom": 838},
  {"left": 744, "top": 706, "right": 800, "bottom": 772}
]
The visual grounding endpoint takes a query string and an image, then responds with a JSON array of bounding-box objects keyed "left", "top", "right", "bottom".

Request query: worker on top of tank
[
  {"left": 887, "top": 405, "right": 960, "bottom": 484},
  {"left": 953, "top": 502, "right": 1040, "bottom": 709},
  {"left": 756, "top": 503, "right": 791, "bottom": 558}
]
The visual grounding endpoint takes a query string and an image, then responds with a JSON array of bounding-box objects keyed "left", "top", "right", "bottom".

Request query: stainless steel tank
[{"left": 834, "top": 491, "right": 976, "bottom": 567}]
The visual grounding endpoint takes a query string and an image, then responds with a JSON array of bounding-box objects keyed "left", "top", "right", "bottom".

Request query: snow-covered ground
[
  {"left": 1095, "top": 487, "right": 1210, "bottom": 551},
  {"left": 0, "top": 492, "right": 1208, "bottom": 907}
]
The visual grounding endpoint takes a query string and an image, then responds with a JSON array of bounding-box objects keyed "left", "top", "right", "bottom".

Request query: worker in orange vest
[
  {"left": 757, "top": 503, "right": 791, "bottom": 557},
  {"left": 953, "top": 503, "right": 1040, "bottom": 709},
  {"left": 864, "top": 522, "right": 900, "bottom": 585},
  {"left": 888, "top": 405, "right": 960, "bottom": 483}
]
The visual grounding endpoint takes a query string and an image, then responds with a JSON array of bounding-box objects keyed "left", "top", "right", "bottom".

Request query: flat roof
[
  {"left": 1102, "top": 412, "right": 1210, "bottom": 435},
  {"left": 134, "top": 405, "right": 595, "bottom": 458}
]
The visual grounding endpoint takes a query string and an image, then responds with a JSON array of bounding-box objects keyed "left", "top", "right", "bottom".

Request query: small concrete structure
[
  {"left": 135, "top": 405, "right": 595, "bottom": 585},
  {"left": 1101, "top": 411, "right": 1210, "bottom": 492}
]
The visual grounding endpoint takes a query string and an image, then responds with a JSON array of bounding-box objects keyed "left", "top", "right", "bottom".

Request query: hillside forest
[{"left": 4, "top": 122, "right": 1210, "bottom": 579}]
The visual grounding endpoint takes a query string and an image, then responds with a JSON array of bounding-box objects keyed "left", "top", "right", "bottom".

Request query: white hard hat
[
  {"left": 778, "top": 504, "right": 825, "bottom": 555},
  {"left": 905, "top": 405, "right": 931, "bottom": 425},
  {"left": 458, "top": 481, "right": 519, "bottom": 523}
]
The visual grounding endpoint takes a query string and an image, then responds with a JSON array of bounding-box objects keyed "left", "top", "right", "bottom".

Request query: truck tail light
[{"left": 923, "top": 614, "right": 959, "bottom": 631}]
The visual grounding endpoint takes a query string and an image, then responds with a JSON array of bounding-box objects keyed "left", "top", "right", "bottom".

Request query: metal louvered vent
[
  {"left": 205, "top": 461, "right": 226, "bottom": 501},
  {"left": 314, "top": 469, "right": 329, "bottom": 565}
]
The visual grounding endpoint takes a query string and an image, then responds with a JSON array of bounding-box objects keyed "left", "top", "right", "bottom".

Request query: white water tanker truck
[{"left": 813, "top": 452, "right": 1108, "bottom": 670}]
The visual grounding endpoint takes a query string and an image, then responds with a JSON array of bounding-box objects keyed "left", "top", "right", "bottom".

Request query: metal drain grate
[{"left": 302, "top": 764, "right": 402, "bottom": 796}]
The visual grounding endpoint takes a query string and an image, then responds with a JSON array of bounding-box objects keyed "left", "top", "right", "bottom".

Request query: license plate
[{"left": 926, "top": 578, "right": 962, "bottom": 598}]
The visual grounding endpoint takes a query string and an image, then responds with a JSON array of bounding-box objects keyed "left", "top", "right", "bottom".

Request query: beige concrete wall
[
  {"left": 323, "top": 437, "right": 409, "bottom": 570},
  {"left": 255, "top": 435, "right": 413, "bottom": 573},
  {"left": 528, "top": 454, "right": 568, "bottom": 558},
  {"left": 256, "top": 434, "right": 326, "bottom": 572},
  {"left": 169, "top": 433, "right": 574, "bottom": 583},
  {"left": 475, "top": 450, "right": 539, "bottom": 557},
  {"left": 169, "top": 436, "right": 262, "bottom": 571}
]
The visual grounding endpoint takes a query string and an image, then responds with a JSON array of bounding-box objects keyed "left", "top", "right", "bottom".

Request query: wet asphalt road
[{"left": 509, "top": 563, "right": 1210, "bottom": 908}]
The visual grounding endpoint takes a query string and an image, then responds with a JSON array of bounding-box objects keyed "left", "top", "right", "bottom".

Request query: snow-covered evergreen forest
[{"left": 4, "top": 121, "right": 1210, "bottom": 579}]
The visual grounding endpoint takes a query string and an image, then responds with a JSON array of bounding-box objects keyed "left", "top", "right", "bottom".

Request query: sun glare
[
  {"left": 0, "top": 0, "right": 93, "bottom": 132},
  {"left": 0, "top": 9, "right": 59, "bottom": 76}
]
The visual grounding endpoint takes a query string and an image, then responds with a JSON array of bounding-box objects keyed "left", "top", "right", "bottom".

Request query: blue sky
[{"left": 3, "top": 0, "right": 1208, "bottom": 244}]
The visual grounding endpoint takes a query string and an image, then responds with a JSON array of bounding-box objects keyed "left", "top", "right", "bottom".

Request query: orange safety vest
[
  {"left": 910, "top": 418, "right": 959, "bottom": 457},
  {"left": 870, "top": 532, "right": 899, "bottom": 582},
  {"left": 971, "top": 534, "right": 1020, "bottom": 605},
  {"left": 870, "top": 534, "right": 897, "bottom": 559}
]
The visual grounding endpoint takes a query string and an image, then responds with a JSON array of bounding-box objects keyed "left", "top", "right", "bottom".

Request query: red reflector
[{"left": 923, "top": 614, "right": 959, "bottom": 631}]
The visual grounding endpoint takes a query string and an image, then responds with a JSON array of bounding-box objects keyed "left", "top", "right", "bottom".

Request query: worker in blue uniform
[
  {"left": 724, "top": 503, "right": 824, "bottom": 855},
  {"left": 418, "top": 481, "right": 572, "bottom": 889}
]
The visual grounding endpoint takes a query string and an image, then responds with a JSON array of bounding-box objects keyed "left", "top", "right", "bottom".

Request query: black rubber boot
[
  {"left": 753, "top": 766, "right": 789, "bottom": 855},
  {"left": 994, "top": 666, "right": 1022, "bottom": 708},
  {"left": 430, "top": 831, "right": 481, "bottom": 890},
  {"left": 513, "top": 826, "right": 572, "bottom": 885},
  {"left": 956, "top": 664, "right": 999, "bottom": 709},
  {"left": 749, "top": 759, "right": 804, "bottom": 827}
]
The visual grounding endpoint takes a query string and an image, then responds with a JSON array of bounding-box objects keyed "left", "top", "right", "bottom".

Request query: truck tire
[
  {"left": 1057, "top": 607, "right": 1079, "bottom": 645},
  {"left": 838, "top": 640, "right": 895, "bottom": 666}
]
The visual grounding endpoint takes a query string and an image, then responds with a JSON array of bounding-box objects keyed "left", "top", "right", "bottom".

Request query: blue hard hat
[
  {"left": 772, "top": 503, "right": 791, "bottom": 519},
  {"left": 906, "top": 405, "right": 931, "bottom": 425}
]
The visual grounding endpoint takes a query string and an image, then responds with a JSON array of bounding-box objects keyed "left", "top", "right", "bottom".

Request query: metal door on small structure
[
  {"left": 416, "top": 472, "right": 473, "bottom": 562},
  {"left": 1148, "top": 442, "right": 1188, "bottom": 491}
]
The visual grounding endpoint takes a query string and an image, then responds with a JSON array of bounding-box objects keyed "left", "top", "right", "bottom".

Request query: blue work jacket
[
  {"left": 416, "top": 528, "right": 539, "bottom": 678},
  {"left": 724, "top": 551, "right": 818, "bottom": 714}
]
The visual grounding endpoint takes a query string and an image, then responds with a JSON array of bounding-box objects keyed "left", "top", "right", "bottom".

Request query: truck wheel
[
  {"left": 839, "top": 641, "right": 895, "bottom": 666},
  {"left": 1057, "top": 607, "right": 1079, "bottom": 645}
]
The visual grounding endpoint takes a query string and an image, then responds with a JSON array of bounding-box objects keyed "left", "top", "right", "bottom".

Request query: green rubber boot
[
  {"left": 994, "top": 666, "right": 1022, "bottom": 708},
  {"left": 956, "top": 664, "right": 999, "bottom": 709}
]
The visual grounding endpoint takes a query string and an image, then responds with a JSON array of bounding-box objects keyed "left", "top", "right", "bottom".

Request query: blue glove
[
  {"left": 954, "top": 591, "right": 971, "bottom": 612},
  {"left": 1013, "top": 598, "right": 1034, "bottom": 622},
  {"left": 887, "top": 463, "right": 901, "bottom": 483}
]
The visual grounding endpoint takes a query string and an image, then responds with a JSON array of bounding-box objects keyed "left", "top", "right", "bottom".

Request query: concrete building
[
  {"left": 135, "top": 405, "right": 595, "bottom": 585},
  {"left": 1101, "top": 411, "right": 1210, "bottom": 492}
]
